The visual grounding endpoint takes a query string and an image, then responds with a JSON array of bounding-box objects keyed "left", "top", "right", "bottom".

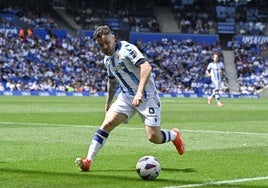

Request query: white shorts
[
  {"left": 212, "top": 80, "right": 221, "bottom": 90},
  {"left": 108, "top": 93, "right": 161, "bottom": 126}
]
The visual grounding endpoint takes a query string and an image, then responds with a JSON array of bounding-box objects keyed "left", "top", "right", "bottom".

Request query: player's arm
[
  {"left": 105, "top": 77, "right": 118, "bottom": 112},
  {"left": 132, "top": 61, "right": 152, "bottom": 107},
  {"left": 205, "top": 64, "right": 211, "bottom": 77},
  {"left": 205, "top": 69, "right": 211, "bottom": 77}
]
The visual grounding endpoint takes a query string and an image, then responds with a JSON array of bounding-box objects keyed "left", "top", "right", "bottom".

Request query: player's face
[
  {"left": 213, "top": 54, "right": 219, "bottom": 63},
  {"left": 96, "top": 34, "right": 116, "bottom": 56}
]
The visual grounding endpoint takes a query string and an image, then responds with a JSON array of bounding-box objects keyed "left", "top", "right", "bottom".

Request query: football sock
[
  {"left": 87, "top": 128, "right": 109, "bottom": 161},
  {"left": 161, "top": 130, "right": 174, "bottom": 143},
  {"left": 210, "top": 91, "right": 215, "bottom": 98},
  {"left": 215, "top": 94, "right": 220, "bottom": 103}
]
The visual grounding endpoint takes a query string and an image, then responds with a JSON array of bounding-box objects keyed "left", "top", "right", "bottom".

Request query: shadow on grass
[
  {"left": 0, "top": 168, "right": 266, "bottom": 188},
  {"left": 162, "top": 167, "right": 197, "bottom": 173}
]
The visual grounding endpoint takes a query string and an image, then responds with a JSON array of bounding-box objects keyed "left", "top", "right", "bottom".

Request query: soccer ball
[{"left": 136, "top": 156, "right": 161, "bottom": 180}]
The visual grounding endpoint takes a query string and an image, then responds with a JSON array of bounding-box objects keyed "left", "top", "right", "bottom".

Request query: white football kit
[
  {"left": 104, "top": 41, "right": 161, "bottom": 126},
  {"left": 206, "top": 61, "right": 224, "bottom": 90}
]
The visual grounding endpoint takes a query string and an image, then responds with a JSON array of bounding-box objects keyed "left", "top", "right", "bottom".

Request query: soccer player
[
  {"left": 75, "top": 25, "right": 185, "bottom": 172},
  {"left": 206, "top": 52, "right": 224, "bottom": 107}
]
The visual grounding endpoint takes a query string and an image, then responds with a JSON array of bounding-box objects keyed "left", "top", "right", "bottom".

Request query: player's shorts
[
  {"left": 212, "top": 80, "right": 221, "bottom": 90},
  {"left": 108, "top": 92, "right": 161, "bottom": 126}
]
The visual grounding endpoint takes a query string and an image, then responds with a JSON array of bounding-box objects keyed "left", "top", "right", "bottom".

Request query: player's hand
[{"left": 132, "top": 93, "right": 143, "bottom": 107}]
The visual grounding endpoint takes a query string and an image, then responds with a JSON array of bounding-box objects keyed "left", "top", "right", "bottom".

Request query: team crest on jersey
[{"left": 129, "top": 49, "right": 137, "bottom": 58}]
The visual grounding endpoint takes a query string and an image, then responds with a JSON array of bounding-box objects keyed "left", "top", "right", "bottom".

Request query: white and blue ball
[{"left": 136, "top": 156, "right": 161, "bottom": 180}]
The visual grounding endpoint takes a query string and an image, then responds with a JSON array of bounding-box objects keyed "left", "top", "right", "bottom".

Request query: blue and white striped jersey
[
  {"left": 206, "top": 61, "right": 224, "bottom": 82},
  {"left": 104, "top": 41, "right": 157, "bottom": 99}
]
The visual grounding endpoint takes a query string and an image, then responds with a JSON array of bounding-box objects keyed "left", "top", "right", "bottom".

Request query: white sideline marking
[
  {"left": 0, "top": 121, "right": 268, "bottom": 136},
  {"left": 163, "top": 176, "right": 268, "bottom": 188}
]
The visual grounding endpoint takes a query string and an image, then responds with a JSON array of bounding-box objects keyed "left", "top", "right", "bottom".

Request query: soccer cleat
[
  {"left": 207, "top": 97, "right": 212, "bottom": 104},
  {"left": 75, "top": 157, "right": 91, "bottom": 172},
  {"left": 217, "top": 102, "right": 224, "bottom": 107},
  {"left": 171, "top": 128, "right": 185, "bottom": 155}
]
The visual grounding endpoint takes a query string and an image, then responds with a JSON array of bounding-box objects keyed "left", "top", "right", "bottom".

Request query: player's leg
[
  {"left": 86, "top": 111, "right": 127, "bottom": 159},
  {"left": 139, "top": 97, "right": 185, "bottom": 155},
  {"left": 145, "top": 125, "right": 163, "bottom": 144},
  {"left": 75, "top": 94, "right": 134, "bottom": 172},
  {"left": 208, "top": 83, "right": 215, "bottom": 104},
  {"left": 214, "top": 81, "right": 224, "bottom": 107},
  {"left": 75, "top": 111, "right": 127, "bottom": 172},
  {"left": 207, "top": 95, "right": 213, "bottom": 104},
  {"left": 145, "top": 125, "right": 185, "bottom": 155},
  {"left": 215, "top": 90, "right": 224, "bottom": 107}
]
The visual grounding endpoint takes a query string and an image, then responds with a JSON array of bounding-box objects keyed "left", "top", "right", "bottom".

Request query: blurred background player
[
  {"left": 75, "top": 25, "right": 185, "bottom": 172},
  {"left": 206, "top": 52, "right": 224, "bottom": 107}
]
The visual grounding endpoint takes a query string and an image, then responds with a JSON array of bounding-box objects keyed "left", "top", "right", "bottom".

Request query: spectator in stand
[
  {"left": 0, "top": 83, "right": 5, "bottom": 91},
  {"left": 233, "top": 40, "right": 268, "bottom": 94}
]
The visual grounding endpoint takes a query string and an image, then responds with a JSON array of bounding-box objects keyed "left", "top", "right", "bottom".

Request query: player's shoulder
[
  {"left": 120, "top": 40, "right": 136, "bottom": 49},
  {"left": 119, "top": 41, "right": 139, "bottom": 54},
  {"left": 207, "top": 62, "right": 213, "bottom": 67},
  {"left": 120, "top": 40, "right": 130, "bottom": 45}
]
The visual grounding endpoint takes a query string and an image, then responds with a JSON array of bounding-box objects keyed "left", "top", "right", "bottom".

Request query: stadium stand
[
  {"left": 232, "top": 39, "right": 268, "bottom": 95},
  {"left": 59, "top": 0, "right": 160, "bottom": 33},
  {"left": 171, "top": 0, "right": 217, "bottom": 34},
  {"left": 0, "top": 0, "right": 268, "bottom": 97}
]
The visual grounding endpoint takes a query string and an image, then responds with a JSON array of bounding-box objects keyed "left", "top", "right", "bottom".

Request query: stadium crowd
[
  {"left": 64, "top": 0, "right": 160, "bottom": 32},
  {"left": 1, "top": 1, "right": 268, "bottom": 95},
  {"left": 171, "top": 0, "right": 267, "bottom": 35},
  {"left": 232, "top": 40, "right": 268, "bottom": 95},
  {"left": 135, "top": 38, "right": 229, "bottom": 95},
  {"left": 0, "top": 30, "right": 107, "bottom": 93},
  {"left": 0, "top": 28, "right": 228, "bottom": 95},
  {"left": 0, "top": 5, "right": 59, "bottom": 29}
]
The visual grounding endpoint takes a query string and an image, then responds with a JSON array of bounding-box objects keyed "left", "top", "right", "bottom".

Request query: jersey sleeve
[{"left": 124, "top": 43, "right": 146, "bottom": 67}]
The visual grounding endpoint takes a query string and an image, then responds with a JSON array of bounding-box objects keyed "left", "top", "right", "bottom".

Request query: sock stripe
[
  {"left": 96, "top": 128, "right": 109, "bottom": 138},
  {"left": 93, "top": 134, "right": 104, "bottom": 144},
  {"left": 161, "top": 130, "right": 171, "bottom": 143},
  {"left": 161, "top": 130, "right": 166, "bottom": 143}
]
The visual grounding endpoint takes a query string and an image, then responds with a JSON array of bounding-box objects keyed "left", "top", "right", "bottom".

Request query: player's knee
[{"left": 101, "top": 119, "right": 119, "bottom": 132}]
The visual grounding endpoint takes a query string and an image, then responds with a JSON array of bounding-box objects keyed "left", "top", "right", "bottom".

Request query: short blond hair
[{"left": 93, "top": 25, "right": 113, "bottom": 41}]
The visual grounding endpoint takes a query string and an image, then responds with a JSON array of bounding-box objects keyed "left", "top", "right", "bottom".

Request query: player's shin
[
  {"left": 87, "top": 128, "right": 109, "bottom": 161},
  {"left": 215, "top": 94, "right": 220, "bottom": 102}
]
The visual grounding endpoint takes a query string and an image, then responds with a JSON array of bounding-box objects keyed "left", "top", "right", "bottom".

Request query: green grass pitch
[{"left": 0, "top": 96, "right": 267, "bottom": 188}]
